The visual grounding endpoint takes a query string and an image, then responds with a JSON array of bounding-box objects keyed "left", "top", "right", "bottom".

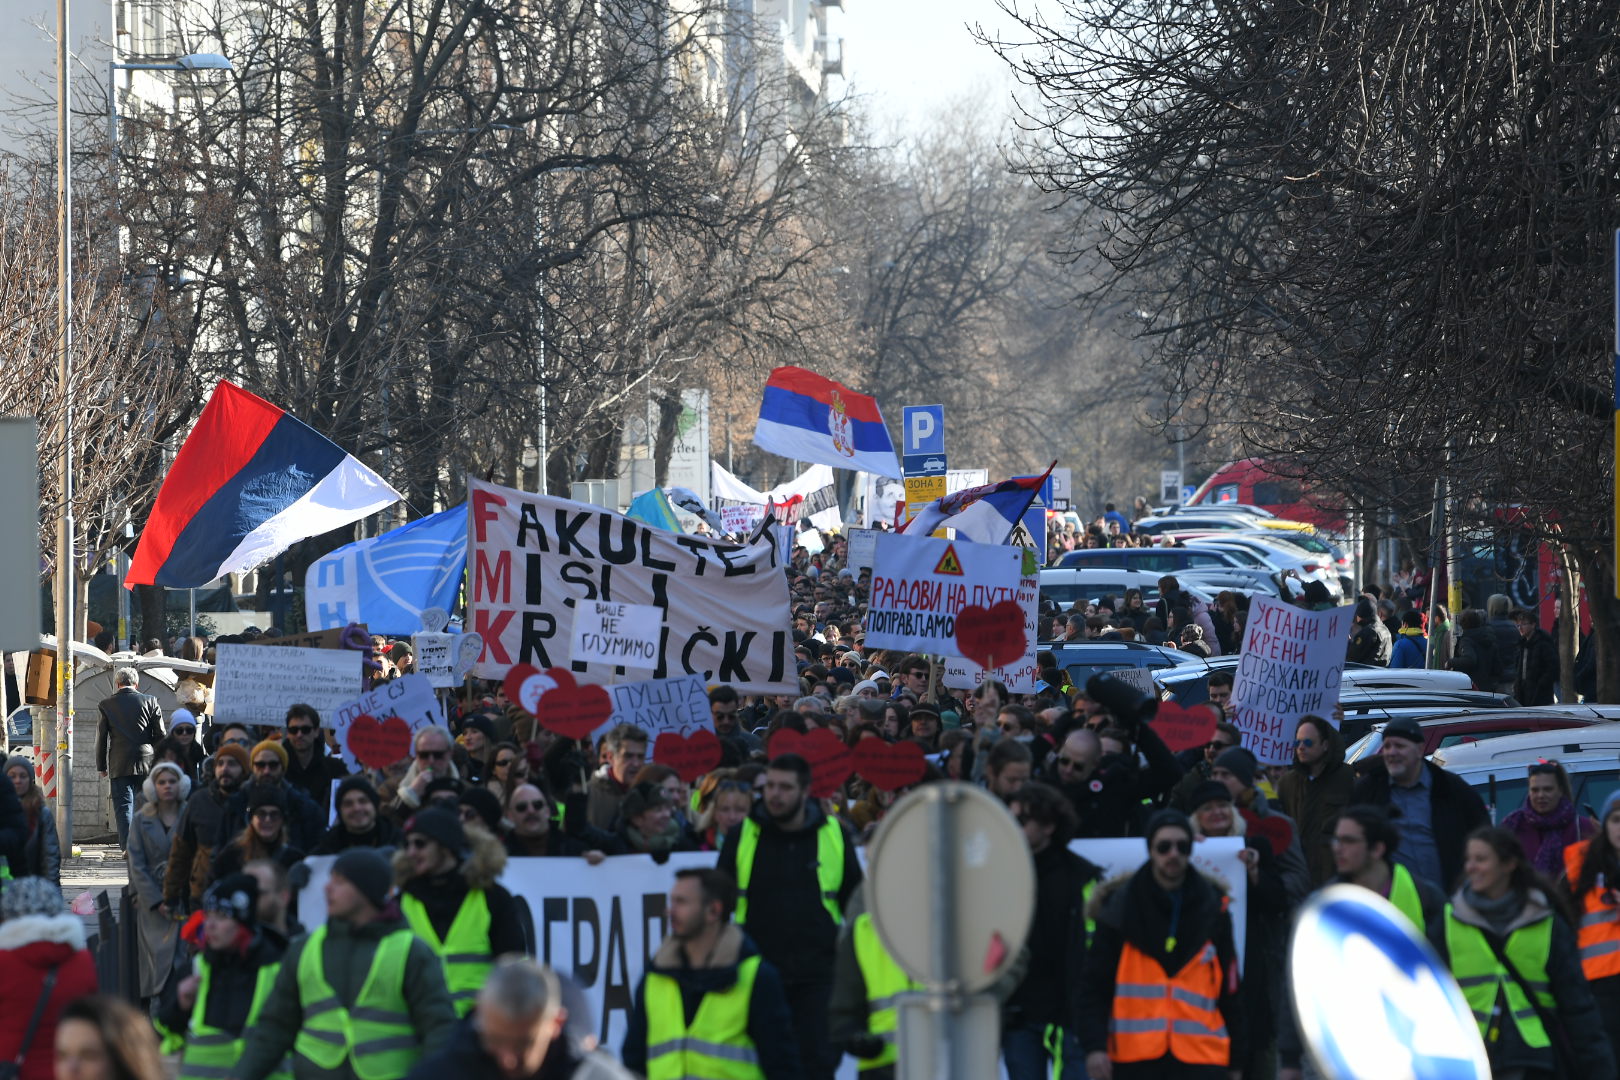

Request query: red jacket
[{"left": 0, "top": 913, "right": 100, "bottom": 1080}]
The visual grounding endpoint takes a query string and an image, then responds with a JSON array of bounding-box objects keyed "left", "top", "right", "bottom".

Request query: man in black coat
[
  {"left": 280, "top": 704, "right": 349, "bottom": 819},
  {"left": 95, "top": 666, "right": 165, "bottom": 849},
  {"left": 1513, "top": 608, "right": 1559, "bottom": 706}
]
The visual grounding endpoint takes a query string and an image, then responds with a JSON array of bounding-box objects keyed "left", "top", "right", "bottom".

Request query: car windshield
[{"left": 1042, "top": 583, "right": 1160, "bottom": 607}]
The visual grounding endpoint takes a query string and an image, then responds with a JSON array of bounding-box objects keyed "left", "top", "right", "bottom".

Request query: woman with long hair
[
  {"left": 1503, "top": 760, "right": 1596, "bottom": 876},
  {"left": 5, "top": 756, "right": 59, "bottom": 884},
  {"left": 484, "top": 740, "right": 527, "bottom": 800},
  {"left": 1431, "top": 827, "right": 1614, "bottom": 1079},
  {"left": 53, "top": 995, "right": 166, "bottom": 1080},
  {"left": 207, "top": 785, "right": 306, "bottom": 883},
  {"left": 126, "top": 762, "right": 188, "bottom": 1003},
  {"left": 692, "top": 770, "right": 752, "bottom": 852},
  {"left": 1565, "top": 792, "right": 1620, "bottom": 1070}
]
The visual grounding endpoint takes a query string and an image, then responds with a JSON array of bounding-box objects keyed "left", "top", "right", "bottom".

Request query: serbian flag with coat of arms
[
  {"left": 903, "top": 474, "right": 1048, "bottom": 545},
  {"left": 128, "top": 381, "right": 402, "bottom": 588},
  {"left": 753, "top": 366, "right": 901, "bottom": 478}
]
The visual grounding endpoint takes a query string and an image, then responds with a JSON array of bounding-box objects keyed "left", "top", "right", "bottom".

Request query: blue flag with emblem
[{"left": 304, "top": 503, "right": 468, "bottom": 634}]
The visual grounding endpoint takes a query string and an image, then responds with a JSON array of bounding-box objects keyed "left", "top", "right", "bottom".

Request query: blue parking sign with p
[{"left": 902, "top": 405, "right": 945, "bottom": 456}]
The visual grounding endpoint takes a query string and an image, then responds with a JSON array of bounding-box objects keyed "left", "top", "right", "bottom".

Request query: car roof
[{"left": 1434, "top": 728, "right": 1620, "bottom": 769}]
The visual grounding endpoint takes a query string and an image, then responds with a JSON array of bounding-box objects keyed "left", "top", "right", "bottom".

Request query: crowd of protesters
[{"left": 0, "top": 507, "right": 1609, "bottom": 1080}]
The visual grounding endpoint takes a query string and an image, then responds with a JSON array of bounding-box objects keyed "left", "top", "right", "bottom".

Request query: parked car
[
  {"left": 1431, "top": 729, "right": 1620, "bottom": 820},
  {"left": 1040, "top": 640, "right": 1192, "bottom": 695},
  {"left": 1343, "top": 707, "right": 1620, "bottom": 764},
  {"left": 1176, "top": 535, "right": 1344, "bottom": 600},
  {"left": 1038, "top": 568, "right": 1216, "bottom": 612},
  {"left": 1154, "top": 658, "right": 1471, "bottom": 707},
  {"left": 1053, "top": 545, "right": 1262, "bottom": 573},
  {"left": 1335, "top": 689, "right": 1519, "bottom": 741},
  {"left": 1151, "top": 503, "right": 1275, "bottom": 519},
  {"left": 1176, "top": 567, "right": 1289, "bottom": 598},
  {"left": 1132, "top": 514, "right": 1274, "bottom": 537}
]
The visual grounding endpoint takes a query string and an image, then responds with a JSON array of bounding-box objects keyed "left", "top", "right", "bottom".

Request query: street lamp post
[
  {"left": 53, "top": 0, "right": 73, "bottom": 854},
  {"left": 106, "top": 53, "right": 233, "bottom": 220}
]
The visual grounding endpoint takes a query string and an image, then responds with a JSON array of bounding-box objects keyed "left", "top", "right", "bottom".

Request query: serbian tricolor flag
[
  {"left": 753, "top": 366, "right": 901, "bottom": 478},
  {"left": 903, "top": 472, "right": 1049, "bottom": 545},
  {"left": 127, "top": 381, "right": 402, "bottom": 588}
]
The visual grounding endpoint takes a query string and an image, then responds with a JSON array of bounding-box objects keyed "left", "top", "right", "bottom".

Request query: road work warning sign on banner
[
  {"left": 467, "top": 477, "right": 795, "bottom": 694},
  {"left": 1229, "top": 594, "right": 1355, "bottom": 764},
  {"left": 864, "top": 532, "right": 1022, "bottom": 657}
]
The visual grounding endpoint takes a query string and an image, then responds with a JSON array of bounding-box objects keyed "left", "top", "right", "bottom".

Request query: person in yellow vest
[
  {"left": 1562, "top": 789, "right": 1620, "bottom": 1071},
  {"left": 829, "top": 886, "right": 921, "bottom": 1080},
  {"left": 623, "top": 867, "right": 801, "bottom": 1079},
  {"left": 1330, "top": 805, "right": 1445, "bottom": 930},
  {"left": 232, "top": 847, "right": 457, "bottom": 1080},
  {"left": 394, "top": 807, "right": 528, "bottom": 1016},
  {"left": 1429, "top": 826, "right": 1615, "bottom": 1080},
  {"left": 156, "top": 872, "right": 290, "bottom": 1080},
  {"left": 717, "top": 753, "right": 861, "bottom": 1080},
  {"left": 1077, "top": 809, "right": 1244, "bottom": 1080}
]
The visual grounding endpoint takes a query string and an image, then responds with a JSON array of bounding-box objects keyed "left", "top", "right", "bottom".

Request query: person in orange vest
[
  {"left": 1077, "top": 809, "right": 1244, "bottom": 1080},
  {"left": 1563, "top": 790, "right": 1620, "bottom": 1070}
]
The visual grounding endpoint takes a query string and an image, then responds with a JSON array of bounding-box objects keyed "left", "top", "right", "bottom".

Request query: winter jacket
[
  {"left": 1064, "top": 756, "right": 1146, "bottom": 838},
  {"left": 218, "top": 779, "right": 325, "bottom": 852},
  {"left": 1346, "top": 620, "right": 1391, "bottom": 666},
  {"left": 1429, "top": 887, "right": 1616, "bottom": 1079},
  {"left": 284, "top": 742, "right": 350, "bottom": 819},
  {"left": 96, "top": 686, "right": 165, "bottom": 777},
  {"left": 236, "top": 913, "right": 458, "bottom": 1080},
  {"left": 504, "top": 824, "right": 623, "bottom": 859},
  {"left": 716, "top": 800, "right": 863, "bottom": 982},
  {"left": 622, "top": 923, "right": 802, "bottom": 1079},
  {"left": 127, "top": 805, "right": 183, "bottom": 998},
  {"left": 1237, "top": 790, "right": 1310, "bottom": 906},
  {"left": 1390, "top": 630, "right": 1427, "bottom": 669},
  {"left": 209, "top": 834, "right": 306, "bottom": 885},
  {"left": 0, "top": 775, "right": 23, "bottom": 882},
  {"left": 584, "top": 770, "right": 631, "bottom": 832},
  {"left": 15, "top": 805, "right": 61, "bottom": 884},
  {"left": 155, "top": 931, "right": 286, "bottom": 1042},
  {"left": 1449, "top": 625, "right": 1498, "bottom": 687},
  {"left": 165, "top": 777, "right": 239, "bottom": 908},
  {"left": 1353, "top": 760, "right": 1490, "bottom": 893},
  {"left": 406, "top": 1018, "right": 636, "bottom": 1080},
  {"left": 0, "top": 912, "right": 99, "bottom": 1080},
  {"left": 1077, "top": 864, "right": 1247, "bottom": 1065},
  {"left": 1516, "top": 628, "right": 1559, "bottom": 706},
  {"left": 310, "top": 817, "right": 404, "bottom": 854},
  {"left": 1276, "top": 727, "right": 1356, "bottom": 887},
  {"left": 1489, "top": 617, "right": 1522, "bottom": 686},
  {"left": 1006, "top": 842, "right": 1101, "bottom": 1033},
  {"left": 392, "top": 827, "right": 529, "bottom": 960}
]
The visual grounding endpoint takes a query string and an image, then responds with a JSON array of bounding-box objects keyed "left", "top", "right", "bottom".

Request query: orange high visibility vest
[
  {"left": 1564, "top": 840, "right": 1620, "bottom": 981},
  {"left": 1107, "top": 941, "right": 1230, "bottom": 1066}
]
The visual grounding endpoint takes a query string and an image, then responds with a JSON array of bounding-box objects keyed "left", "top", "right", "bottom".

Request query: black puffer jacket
[
  {"left": 156, "top": 931, "right": 285, "bottom": 1039},
  {"left": 1006, "top": 843, "right": 1101, "bottom": 1033}
]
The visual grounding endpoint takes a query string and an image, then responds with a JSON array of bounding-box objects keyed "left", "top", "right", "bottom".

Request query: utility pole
[{"left": 54, "top": 0, "right": 75, "bottom": 851}]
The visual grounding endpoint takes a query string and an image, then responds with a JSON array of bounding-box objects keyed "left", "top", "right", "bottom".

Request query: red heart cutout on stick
[
  {"left": 1242, "top": 809, "right": 1295, "bottom": 859},
  {"left": 954, "top": 600, "right": 1027, "bottom": 670},
  {"left": 504, "top": 664, "right": 576, "bottom": 717},
  {"left": 1150, "top": 702, "right": 1220, "bottom": 754},
  {"left": 533, "top": 668, "right": 611, "bottom": 740},
  {"left": 852, "top": 738, "right": 926, "bottom": 791},
  {"left": 769, "top": 728, "right": 854, "bottom": 798},
  {"left": 348, "top": 713, "right": 413, "bottom": 769},
  {"left": 655, "top": 729, "right": 722, "bottom": 782}
]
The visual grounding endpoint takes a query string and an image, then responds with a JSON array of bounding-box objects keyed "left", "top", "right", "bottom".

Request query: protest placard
[
  {"left": 845, "top": 527, "right": 877, "bottom": 571},
  {"left": 944, "top": 547, "right": 1040, "bottom": 693},
  {"left": 571, "top": 600, "right": 662, "bottom": 668},
  {"left": 1229, "top": 595, "right": 1356, "bottom": 764},
  {"left": 467, "top": 478, "right": 795, "bottom": 693},
  {"left": 864, "top": 532, "right": 1022, "bottom": 658},
  {"left": 254, "top": 625, "right": 368, "bottom": 650},
  {"left": 719, "top": 504, "right": 764, "bottom": 535},
  {"left": 604, "top": 674, "right": 712, "bottom": 744},
  {"left": 212, "top": 644, "right": 362, "bottom": 728},
  {"left": 329, "top": 673, "right": 445, "bottom": 771}
]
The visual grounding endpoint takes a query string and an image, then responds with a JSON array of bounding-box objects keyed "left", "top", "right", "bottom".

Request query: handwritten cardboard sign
[
  {"left": 330, "top": 673, "right": 445, "bottom": 771},
  {"left": 571, "top": 601, "right": 662, "bottom": 667},
  {"left": 866, "top": 533, "right": 1022, "bottom": 658},
  {"left": 1229, "top": 595, "right": 1355, "bottom": 765},
  {"left": 213, "top": 644, "right": 363, "bottom": 729}
]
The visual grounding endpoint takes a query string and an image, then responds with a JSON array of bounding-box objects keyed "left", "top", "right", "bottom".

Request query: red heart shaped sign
[
  {"left": 504, "top": 664, "right": 577, "bottom": 717},
  {"left": 1242, "top": 809, "right": 1295, "bottom": 858},
  {"left": 769, "top": 728, "right": 854, "bottom": 798},
  {"left": 655, "top": 729, "right": 722, "bottom": 783},
  {"left": 1150, "top": 702, "right": 1220, "bottom": 754},
  {"left": 533, "top": 668, "right": 611, "bottom": 740},
  {"left": 954, "top": 600, "right": 1027, "bottom": 670},
  {"left": 348, "top": 713, "right": 413, "bottom": 769},
  {"left": 852, "top": 738, "right": 926, "bottom": 791}
]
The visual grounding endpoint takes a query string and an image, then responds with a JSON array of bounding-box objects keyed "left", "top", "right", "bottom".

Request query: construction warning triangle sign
[{"left": 933, "top": 544, "right": 965, "bottom": 576}]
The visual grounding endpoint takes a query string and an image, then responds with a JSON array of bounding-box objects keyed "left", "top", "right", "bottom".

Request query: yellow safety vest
[
  {"left": 645, "top": 954, "right": 764, "bottom": 1080},
  {"left": 294, "top": 925, "right": 422, "bottom": 1080},
  {"left": 852, "top": 914, "right": 920, "bottom": 1071},
  {"left": 734, "top": 816, "right": 845, "bottom": 927},
  {"left": 399, "top": 890, "right": 493, "bottom": 1017},
  {"left": 1444, "top": 908, "right": 1555, "bottom": 1049},
  {"left": 179, "top": 957, "right": 290, "bottom": 1080},
  {"left": 1387, "top": 863, "right": 1425, "bottom": 930}
]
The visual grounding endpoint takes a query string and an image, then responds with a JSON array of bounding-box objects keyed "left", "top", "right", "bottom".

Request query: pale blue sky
[{"left": 839, "top": 0, "right": 1029, "bottom": 137}]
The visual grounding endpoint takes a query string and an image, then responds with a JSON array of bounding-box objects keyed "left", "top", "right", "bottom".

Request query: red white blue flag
[
  {"left": 128, "top": 381, "right": 401, "bottom": 588},
  {"left": 903, "top": 475, "right": 1047, "bottom": 545},
  {"left": 753, "top": 366, "right": 901, "bottom": 478}
]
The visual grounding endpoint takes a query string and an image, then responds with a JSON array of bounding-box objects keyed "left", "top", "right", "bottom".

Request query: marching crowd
[{"left": 0, "top": 519, "right": 1610, "bottom": 1080}]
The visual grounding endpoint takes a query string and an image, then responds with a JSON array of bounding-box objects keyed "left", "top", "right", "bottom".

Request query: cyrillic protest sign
[
  {"left": 606, "top": 674, "right": 713, "bottom": 744},
  {"left": 845, "top": 527, "right": 877, "bottom": 571},
  {"left": 213, "top": 644, "right": 362, "bottom": 728},
  {"left": 944, "top": 548, "right": 1040, "bottom": 693},
  {"left": 571, "top": 600, "right": 662, "bottom": 667},
  {"left": 468, "top": 478, "right": 795, "bottom": 694},
  {"left": 329, "top": 673, "right": 445, "bottom": 771},
  {"left": 865, "top": 533, "right": 1022, "bottom": 657},
  {"left": 1229, "top": 595, "right": 1356, "bottom": 764}
]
